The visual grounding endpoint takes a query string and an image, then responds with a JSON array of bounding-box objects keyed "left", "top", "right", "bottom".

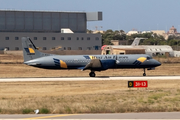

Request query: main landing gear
[
  {"left": 89, "top": 71, "right": 96, "bottom": 77},
  {"left": 143, "top": 68, "right": 146, "bottom": 76}
]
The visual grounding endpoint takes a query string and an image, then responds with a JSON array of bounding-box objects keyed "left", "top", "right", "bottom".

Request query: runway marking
[{"left": 24, "top": 114, "right": 77, "bottom": 119}]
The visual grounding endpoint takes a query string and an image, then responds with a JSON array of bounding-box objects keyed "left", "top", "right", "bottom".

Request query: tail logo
[
  {"left": 24, "top": 48, "right": 35, "bottom": 55},
  {"left": 133, "top": 57, "right": 147, "bottom": 65}
]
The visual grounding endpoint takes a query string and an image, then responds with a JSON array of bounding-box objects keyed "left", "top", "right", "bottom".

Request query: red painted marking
[{"left": 133, "top": 81, "right": 148, "bottom": 87}]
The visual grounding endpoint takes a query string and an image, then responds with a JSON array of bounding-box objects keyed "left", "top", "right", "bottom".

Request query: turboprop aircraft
[{"left": 22, "top": 37, "right": 161, "bottom": 77}]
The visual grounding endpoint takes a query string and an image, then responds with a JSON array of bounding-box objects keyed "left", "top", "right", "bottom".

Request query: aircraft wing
[{"left": 82, "top": 59, "right": 116, "bottom": 71}]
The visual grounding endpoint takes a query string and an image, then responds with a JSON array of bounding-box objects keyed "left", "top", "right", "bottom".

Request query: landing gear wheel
[
  {"left": 89, "top": 72, "right": 96, "bottom": 77},
  {"left": 143, "top": 68, "right": 146, "bottom": 76},
  {"left": 143, "top": 73, "right": 146, "bottom": 76}
]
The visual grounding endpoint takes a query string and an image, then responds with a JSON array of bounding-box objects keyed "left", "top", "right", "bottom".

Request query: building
[
  {"left": 102, "top": 38, "right": 174, "bottom": 57},
  {"left": 101, "top": 46, "right": 145, "bottom": 55},
  {"left": 168, "top": 26, "right": 177, "bottom": 34},
  {"left": 126, "top": 30, "right": 141, "bottom": 36},
  {"left": 0, "top": 10, "right": 102, "bottom": 50},
  {"left": 151, "top": 30, "right": 166, "bottom": 36}
]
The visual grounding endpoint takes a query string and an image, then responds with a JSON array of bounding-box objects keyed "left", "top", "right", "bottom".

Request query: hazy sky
[{"left": 0, "top": 0, "right": 179, "bottom": 32}]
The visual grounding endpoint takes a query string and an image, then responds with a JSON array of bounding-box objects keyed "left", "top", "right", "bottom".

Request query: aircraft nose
[{"left": 154, "top": 60, "right": 161, "bottom": 66}]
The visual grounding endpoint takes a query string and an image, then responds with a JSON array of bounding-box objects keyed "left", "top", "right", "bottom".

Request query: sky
[{"left": 0, "top": 0, "right": 180, "bottom": 32}]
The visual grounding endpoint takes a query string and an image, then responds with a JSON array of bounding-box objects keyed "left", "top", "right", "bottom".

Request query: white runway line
[{"left": 0, "top": 76, "right": 180, "bottom": 82}]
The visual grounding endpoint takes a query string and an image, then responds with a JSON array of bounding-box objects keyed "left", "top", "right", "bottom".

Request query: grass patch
[
  {"left": 40, "top": 108, "right": 50, "bottom": 114},
  {"left": 148, "top": 93, "right": 166, "bottom": 100},
  {"left": 22, "top": 108, "right": 33, "bottom": 114},
  {"left": 0, "top": 80, "right": 180, "bottom": 114}
]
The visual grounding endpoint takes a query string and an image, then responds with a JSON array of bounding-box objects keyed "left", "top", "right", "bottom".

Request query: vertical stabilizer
[
  {"left": 131, "top": 38, "right": 147, "bottom": 46},
  {"left": 22, "top": 37, "right": 43, "bottom": 62}
]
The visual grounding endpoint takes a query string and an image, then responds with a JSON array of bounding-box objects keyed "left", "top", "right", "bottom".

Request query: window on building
[
  {"left": 81, "top": 37, "right": 84, "bottom": 40},
  {"left": 5, "top": 37, "right": 9, "bottom": 40},
  {"left": 94, "top": 46, "right": 99, "bottom": 50},
  {"left": 34, "top": 37, "right": 37, "bottom": 40},
  {"left": 68, "top": 37, "right": 71, "bottom": 40},
  {"left": 61, "top": 37, "right": 64, "bottom": 40},
  {"left": 15, "top": 47, "right": 19, "bottom": 50},
  {"left": 15, "top": 37, "right": 19, "bottom": 40},
  {"left": 43, "top": 47, "right": 47, "bottom": 50},
  {"left": 87, "top": 37, "right": 90, "bottom": 40},
  {"left": 5, "top": 47, "right": 9, "bottom": 50},
  {"left": 52, "top": 37, "right": 56, "bottom": 40},
  {"left": 87, "top": 47, "right": 91, "bottom": 50},
  {"left": 64, "top": 47, "right": 66, "bottom": 50},
  {"left": 78, "top": 47, "right": 82, "bottom": 50},
  {"left": 43, "top": 37, "right": 46, "bottom": 40},
  {"left": 95, "top": 37, "right": 99, "bottom": 40},
  {"left": 67, "top": 47, "right": 71, "bottom": 50},
  {"left": 77, "top": 37, "right": 79, "bottom": 40}
]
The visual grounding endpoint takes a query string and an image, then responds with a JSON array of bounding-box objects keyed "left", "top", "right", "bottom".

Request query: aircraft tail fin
[
  {"left": 131, "top": 37, "right": 147, "bottom": 46},
  {"left": 131, "top": 38, "right": 141, "bottom": 46},
  {"left": 21, "top": 37, "right": 44, "bottom": 62}
]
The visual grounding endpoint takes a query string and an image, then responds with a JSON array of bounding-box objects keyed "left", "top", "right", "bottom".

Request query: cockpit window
[{"left": 147, "top": 56, "right": 152, "bottom": 60}]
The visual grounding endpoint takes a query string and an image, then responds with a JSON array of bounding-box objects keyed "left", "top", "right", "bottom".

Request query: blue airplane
[{"left": 22, "top": 37, "right": 161, "bottom": 77}]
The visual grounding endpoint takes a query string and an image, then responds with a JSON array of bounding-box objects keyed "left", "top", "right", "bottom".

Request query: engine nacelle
[{"left": 83, "top": 59, "right": 116, "bottom": 71}]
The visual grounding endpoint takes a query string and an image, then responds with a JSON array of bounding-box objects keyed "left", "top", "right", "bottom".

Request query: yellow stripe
[
  {"left": 29, "top": 48, "right": 35, "bottom": 53},
  {"left": 137, "top": 57, "right": 147, "bottom": 63},
  {"left": 89, "top": 56, "right": 96, "bottom": 59},
  {"left": 60, "top": 60, "right": 67, "bottom": 68},
  {"left": 24, "top": 114, "right": 76, "bottom": 119}
]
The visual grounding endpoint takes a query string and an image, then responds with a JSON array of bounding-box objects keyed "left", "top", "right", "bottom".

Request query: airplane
[{"left": 22, "top": 37, "right": 161, "bottom": 77}]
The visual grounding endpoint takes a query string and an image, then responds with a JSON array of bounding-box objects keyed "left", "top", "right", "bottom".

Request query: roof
[
  {"left": 113, "top": 48, "right": 145, "bottom": 50},
  {"left": 104, "top": 45, "right": 173, "bottom": 51},
  {"left": 170, "top": 26, "right": 176, "bottom": 30},
  {"left": 0, "top": 9, "right": 85, "bottom": 13}
]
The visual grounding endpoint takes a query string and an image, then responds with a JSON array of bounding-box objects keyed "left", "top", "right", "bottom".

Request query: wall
[
  {"left": 0, "top": 32, "right": 102, "bottom": 50},
  {"left": 0, "top": 11, "right": 86, "bottom": 33},
  {"left": 5, "top": 50, "right": 101, "bottom": 56}
]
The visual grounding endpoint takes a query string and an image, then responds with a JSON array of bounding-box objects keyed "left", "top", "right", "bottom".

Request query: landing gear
[
  {"left": 89, "top": 71, "right": 96, "bottom": 77},
  {"left": 143, "top": 68, "right": 146, "bottom": 76}
]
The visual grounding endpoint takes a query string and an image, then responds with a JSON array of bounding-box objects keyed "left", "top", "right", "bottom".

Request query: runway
[
  {"left": 0, "top": 112, "right": 180, "bottom": 119},
  {"left": 0, "top": 76, "right": 180, "bottom": 82}
]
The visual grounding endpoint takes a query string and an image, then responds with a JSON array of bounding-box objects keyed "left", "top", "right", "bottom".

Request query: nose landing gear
[
  {"left": 143, "top": 68, "right": 146, "bottom": 76},
  {"left": 89, "top": 71, "right": 96, "bottom": 77}
]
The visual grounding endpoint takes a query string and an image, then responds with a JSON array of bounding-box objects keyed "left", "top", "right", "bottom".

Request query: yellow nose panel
[
  {"left": 137, "top": 57, "right": 147, "bottom": 63},
  {"left": 29, "top": 48, "right": 35, "bottom": 53},
  {"left": 60, "top": 60, "right": 67, "bottom": 68}
]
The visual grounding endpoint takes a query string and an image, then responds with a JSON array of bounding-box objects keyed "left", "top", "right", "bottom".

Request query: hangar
[
  {"left": 102, "top": 38, "right": 174, "bottom": 57},
  {"left": 0, "top": 10, "right": 102, "bottom": 50}
]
